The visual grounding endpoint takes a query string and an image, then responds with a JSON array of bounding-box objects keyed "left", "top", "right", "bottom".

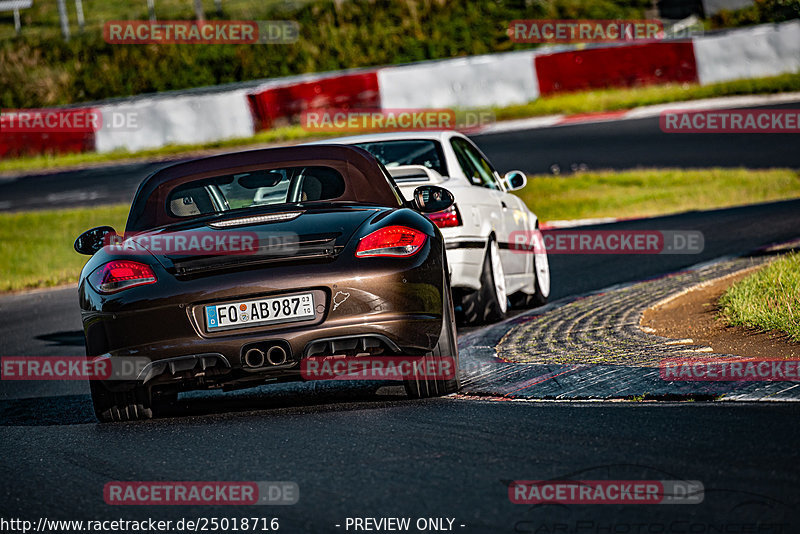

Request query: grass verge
[
  {"left": 518, "top": 168, "right": 800, "bottom": 221},
  {"left": 719, "top": 252, "right": 800, "bottom": 342},
  {"left": 0, "top": 204, "right": 129, "bottom": 292},
  {"left": 0, "top": 126, "right": 341, "bottom": 175},
  {"left": 2, "top": 167, "right": 799, "bottom": 293},
  {"left": 2, "top": 73, "right": 799, "bottom": 176},
  {"left": 492, "top": 72, "right": 800, "bottom": 121}
]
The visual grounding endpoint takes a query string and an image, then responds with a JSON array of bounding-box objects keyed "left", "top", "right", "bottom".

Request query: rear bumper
[
  {"left": 94, "top": 312, "right": 440, "bottom": 365},
  {"left": 80, "top": 245, "right": 447, "bottom": 390},
  {"left": 92, "top": 314, "right": 440, "bottom": 392}
]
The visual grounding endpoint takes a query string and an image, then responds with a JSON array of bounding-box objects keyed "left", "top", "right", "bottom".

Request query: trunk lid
[{"left": 124, "top": 204, "right": 382, "bottom": 277}]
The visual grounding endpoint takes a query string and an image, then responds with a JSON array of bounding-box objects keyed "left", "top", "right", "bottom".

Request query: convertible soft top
[{"left": 125, "top": 145, "right": 404, "bottom": 232}]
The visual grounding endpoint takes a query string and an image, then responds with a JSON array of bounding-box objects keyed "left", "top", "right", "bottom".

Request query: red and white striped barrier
[
  {"left": 0, "top": 108, "right": 97, "bottom": 158},
  {"left": 534, "top": 41, "right": 698, "bottom": 94},
  {"left": 94, "top": 89, "right": 256, "bottom": 153},
  {"left": 693, "top": 21, "right": 800, "bottom": 85},
  {"left": 377, "top": 50, "right": 541, "bottom": 109},
  {"left": 246, "top": 70, "right": 380, "bottom": 131},
  {"left": 2, "top": 21, "right": 797, "bottom": 158}
]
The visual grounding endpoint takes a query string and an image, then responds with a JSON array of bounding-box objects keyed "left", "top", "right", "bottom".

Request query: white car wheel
[
  {"left": 533, "top": 233, "right": 550, "bottom": 300},
  {"left": 510, "top": 228, "right": 550, "bottom": 308},
  {"left": 489, "top": 239, "right": 508, "bottom": 314}
]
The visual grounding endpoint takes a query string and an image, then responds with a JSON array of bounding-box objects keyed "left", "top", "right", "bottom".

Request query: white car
[{"left": 310, "top": 131, "right": 550, "bottom": 325}]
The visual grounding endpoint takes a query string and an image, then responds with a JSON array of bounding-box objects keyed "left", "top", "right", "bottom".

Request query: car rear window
[
  {"left": 353, "top": 140, "right": 448, "bottom": 177},
  {"left": 166, "top": 165, "right": 346, "bottom": 218}
]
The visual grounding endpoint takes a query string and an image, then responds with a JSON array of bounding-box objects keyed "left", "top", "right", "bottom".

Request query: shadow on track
[
  {"left": 35, "top": 330, "right": 85, "bottom": 347},
  {"left": 0, "top": 381, "right": 412, "bottom": 426}
]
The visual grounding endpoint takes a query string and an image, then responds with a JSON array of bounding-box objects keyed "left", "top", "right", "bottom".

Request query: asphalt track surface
[
  {"left": 471, "top": 101, "right": 800, "bottom": 175},
  {"left": 1, "top": 118, "right": 800, "bottom": 530},
  {"left": 0, "top": 102, "right": 798, "bottom": 213}
]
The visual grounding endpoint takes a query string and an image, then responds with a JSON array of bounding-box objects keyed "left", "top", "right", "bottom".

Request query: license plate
[{"left": 205, "top": 293, "right": 315, "bottom": 330}]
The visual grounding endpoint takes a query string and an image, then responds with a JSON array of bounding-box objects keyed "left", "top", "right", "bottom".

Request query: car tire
[
  {"left": 405, "top": 284, "right": 460, "bottom": 398},
  {"left": 456, "top": 238, "right": 507, "bottom": 325},
  {"left": 90, "top": 380, "right": 153, "bottom": 422}
]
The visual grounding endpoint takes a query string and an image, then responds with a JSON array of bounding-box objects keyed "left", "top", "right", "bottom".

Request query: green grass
[
  {"left": 3, "top": 167, "right": 799, "bottom": 292},
  {"left": 492, "top": 72, "right": 800, "bottom": 121},
  {"left": 0, "top": 204, "right": 129, "bottom": 292},
  {"left": 0, "top": 125, "right": 340, "bottom": 174},
  {"left": 2, "top": 72, "right": 799, "bottom": 176},
  {"left": 518, "top": 168, "right": 800, "bottom": 221},
  {"left": 719, "top": 252, "right": 800, "bottom": 342}
]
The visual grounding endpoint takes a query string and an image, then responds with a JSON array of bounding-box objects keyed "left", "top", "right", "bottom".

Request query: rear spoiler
[{"left": 386, "top": 165, "right": 445, "bottom": 185}]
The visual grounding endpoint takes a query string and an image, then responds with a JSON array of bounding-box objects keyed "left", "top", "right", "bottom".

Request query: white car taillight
[{"left": 425, "top": 204, "right": 462, "bottom": 228}]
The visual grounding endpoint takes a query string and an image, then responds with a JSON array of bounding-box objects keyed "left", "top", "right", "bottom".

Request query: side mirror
[
  {"left": 74, "top": 226, "right": 117, "bottom": 256},
  {"left": 504, "top": 170, "right": 527, "bottom": 191},
  {"left": 412, "top": 185, "right": 455, "bottom": 214}
]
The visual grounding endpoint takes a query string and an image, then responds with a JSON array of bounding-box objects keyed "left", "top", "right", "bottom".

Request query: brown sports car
[{"left": 75, "top": 145, "right": 460, "bottom": 422}]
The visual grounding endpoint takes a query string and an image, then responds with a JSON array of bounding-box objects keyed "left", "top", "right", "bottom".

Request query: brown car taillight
[
  {"left": 356, "top": 226, "right": 427, "bottom": 257},
  {"left": 425, "top": 204, "right": 462, "bottom": 228},
  {"left": 88, "top": 261, "right": 157, "bottom": 294}
]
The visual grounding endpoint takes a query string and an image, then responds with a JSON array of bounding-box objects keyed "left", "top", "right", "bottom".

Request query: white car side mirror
[{"left": 504, "top": 170, "right": 527, "bottom": 191}]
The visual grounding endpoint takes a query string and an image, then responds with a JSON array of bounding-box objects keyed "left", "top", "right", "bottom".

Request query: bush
[
  {"left": 0, "top": 0, "right": 652, "bottom": 108},
  {"left": 711, "top": 0, "right": 800, "bottom": 28}
]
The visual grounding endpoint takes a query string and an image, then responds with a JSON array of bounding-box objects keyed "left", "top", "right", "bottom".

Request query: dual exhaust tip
[{"left": 243, "top": 345, "right": 288, "bottom": 368}]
